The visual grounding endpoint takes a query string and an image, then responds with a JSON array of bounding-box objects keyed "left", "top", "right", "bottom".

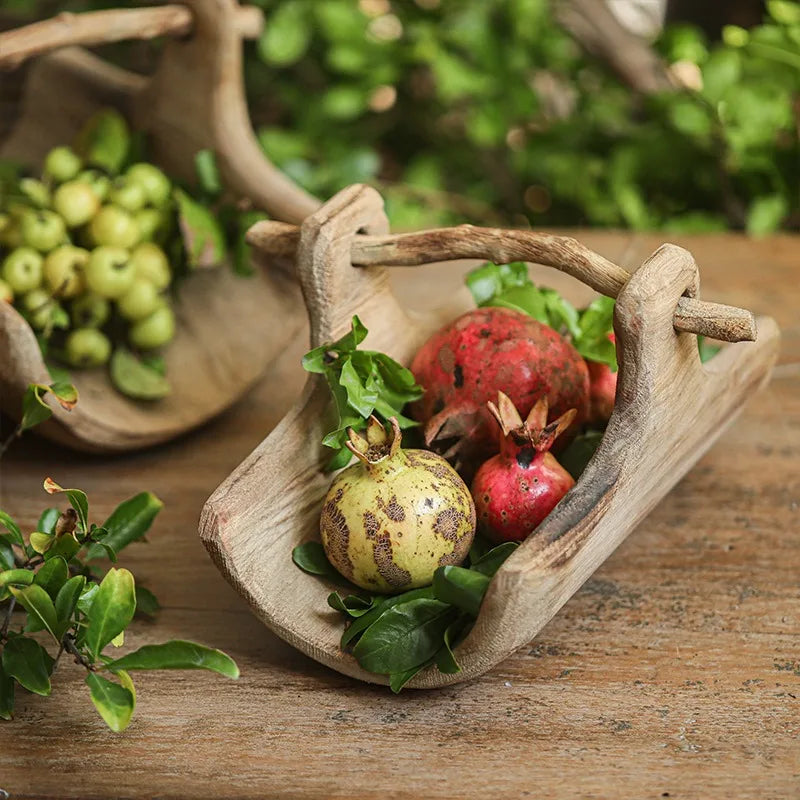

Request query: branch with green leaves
[
  {"left": 302, "top": 315, "right": 424, "bottom": 470},
  {"left": 0, "top": 479, "right": 238, "bottom": 732}
]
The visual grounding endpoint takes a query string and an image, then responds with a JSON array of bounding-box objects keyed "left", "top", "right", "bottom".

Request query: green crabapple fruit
[
  {"left": 43, "top": 245, "right": 89, "bottom": 298},
  {"left": 125, "top": 163, "right": 172, "bottom": 207},
  {"left": 89, "top": 205, "right": 140, "bottom": 249},
  {"left": 0, "top": 278, "right": 13, "bottom": 303},
  {"left": 53, "top": 181, "right": 100, "bottom": 228},
  {"left": 130, "top": 242, "right": 171, "bottom": 290},
  {"left": 2, "top": 247, "right": 43, "bottom": 293},
  {"left": 108, "top": 179, "right": 147, "bottom": 213},
  {"left": 20, "top": 210, "right": 67, "bottom": 252},
  {"left": 134, "top": 208, "right": 168, "bottom": 243},
  {"left": 85, "top": 246, "right": 136, "bottom": 299},
  {"left": 129, "top": 305, "right": 175, "bottom": 350},
  {"left": 117, "top": 279, "right": 161, "bottom": 321},
  {"left": 71, "top": 293, "right": 110, "bottom": 329},
  {"left": 77, "top": 170, "right": 111, "bottom": 202},
  {"left": 19, "top": 178, "right": 51, "bottom": 208},
  {"left": 21, "top": 289, "right": 56, "bottom": 330},
  {"left": 65, "top": 328, "right": 112, "bottom": 368},
  {"left": 43, "top": 146, "right": 82, "bottom": 183}
]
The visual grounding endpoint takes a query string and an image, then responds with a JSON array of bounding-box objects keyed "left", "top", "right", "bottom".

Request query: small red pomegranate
[
  {"left": 409, "top": 307, "right": 589, "bottom": 465},
  {"left": 471, "top": 392, "right": 576, "bottom": 543},
  {"left": 586, "top": 332, "right": 617, "bottom": 425}
]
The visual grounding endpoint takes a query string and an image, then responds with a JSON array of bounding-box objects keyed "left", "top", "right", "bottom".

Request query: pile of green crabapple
[{"left": 0, "top": 146, "right": 176, "bottom": 369}]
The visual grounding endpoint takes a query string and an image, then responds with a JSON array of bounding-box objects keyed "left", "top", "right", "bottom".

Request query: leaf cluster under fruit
[
  {"left": 0, "top": 481, "right": 238, "bottom": 732},
  {"left": 302, "top": 315, "right": 424, "bottom": 470},
  {"left": 293, "top": 538, "right": 518, "bottom": 691}
]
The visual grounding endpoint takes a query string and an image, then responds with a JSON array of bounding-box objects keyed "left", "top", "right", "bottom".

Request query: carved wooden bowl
[
  {"left": 0, "top": 0, "right": 320, "bottom": 451},
  {"left": 200, "top": 185, "right": 780, "bottom": 688}
]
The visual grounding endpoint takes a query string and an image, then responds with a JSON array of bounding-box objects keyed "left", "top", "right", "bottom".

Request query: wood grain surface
[{"left": 0, "top": 231, "right": 798, "bottom": 799}]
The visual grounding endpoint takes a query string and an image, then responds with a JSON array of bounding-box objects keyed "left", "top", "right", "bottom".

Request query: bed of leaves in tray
[{"left": 293, "top": 536, "right": 518, "bottom": 692}]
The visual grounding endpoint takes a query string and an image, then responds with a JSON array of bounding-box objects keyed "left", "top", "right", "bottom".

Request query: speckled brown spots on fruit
[
  {"left": 320, "top": 499, "right": 354, "bottom": 580},
  {"left": 363, "top": 511, "right": 380, "bottom": 540},
  {"left": 363, "top": 511, "right": 411, "bottom": 589},
  {"left": 378, "top": 495, "right": 405, "bottom": 522},
  {"left": 433, "top": 508, "right": 460, "bottom": 542},
  {"left": 437, "top": 345, "right": 456, "bottom": 374}
]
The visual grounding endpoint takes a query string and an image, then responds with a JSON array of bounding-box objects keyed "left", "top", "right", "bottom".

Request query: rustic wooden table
[{"left": 1, "top": 232, "right": 798, "bottom": 799}]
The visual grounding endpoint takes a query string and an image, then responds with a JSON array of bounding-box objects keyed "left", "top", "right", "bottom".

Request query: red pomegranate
[
  {"left": 409, "top": 307, "right": 589, "bottom": 465},
  {"left": 471, "top": 392, "right": 576, "bottom": 543}
]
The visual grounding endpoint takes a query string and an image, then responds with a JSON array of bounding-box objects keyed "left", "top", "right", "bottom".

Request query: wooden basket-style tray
[
  {"left": 200, "top": 185, "right": 780, "bottom": 688},
  {"left": 0, "top": 0, "right": 320, "bottom": 451}
]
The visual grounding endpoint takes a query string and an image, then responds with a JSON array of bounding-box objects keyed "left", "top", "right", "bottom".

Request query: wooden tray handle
[
  {"left": 248, "top": 214, "right": 757, "bottom": 344},
  {"left": 0, "top": 5, "right": 261, "bottom": 70}
]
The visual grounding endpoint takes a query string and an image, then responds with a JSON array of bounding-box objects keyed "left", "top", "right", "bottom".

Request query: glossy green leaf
[
  {"left": 109, "top": 348, "right": 171, "bottom": 401},
  {"left": 33, "top": 556, "right": 68, "bottom": 601},
  {"left": 29, "top": 532, "right": 54, "bottom": 554},
  {"left": 75, "top": 108, "right": 130, "bottom": 174},
  {"left": 389, "top": 661, "right": 429, "bottom": 693},
  {"left": 54, "top": 575, "right": 86, "bottom": 628},
  {"left": 194, "top": 149, "right": 222, "bottom": 195},
  {"left": 174, "top": 188, "right": 226, "bottom": 268},
  {"left": 292, "top": 542, "right": 339, "bottom": 578},
  {"left": 84, "top": 568, "right": 136, "bottom": 659},
  {"left": 134, "top": 586, "right": 161, "bottom": 618},
  {"left": 575, "top": 297, "right": 617, "bottom": 370},
  {"left": 698, "top": 336, "right": 721, "bottom": 363},
  {"left": 106, "top": 640, "right": 239, "bottom": 678},
  {"left": 432, "top": 566, "right": 490, "bottom": 618},
  {"left": 77, "top": 582, "right": 100, "bottom": 616},
  {"left": 85, "top": 672, "right": 135, "bottom": 732},
  {"left": 2, "top": 636, "right": 52, "bottom": 696},
  {"left": 45, "top": 533, "right": 81, "bottom": 563},
  {"left": 0, "top": 569, "right": 33, "bottom": 588},
  {"left": 466, "top": 261, "right": 530, "bottom": 306},
  {"left": 0, "top": 512, "right": 24, "bottom": 548},
  {"left": 0, "top": 659, "right": 14, "bottom": 720},
  {"left": 435, "top": 616, "right": 466, "bottom": 674},
  {"left": 353, "top": 598, "right": 455, "bottom": 674},
  {"left": 559, "top": 429, "right": 605, "bottom": 480},
  {"left": 258, "top": 1, "right": 311, "bottom": 66},
  {"left": 37, "top": 508, "right": 61, "bottom": 535},
  {"left": 10, "top": 584, "right": 60, "bottom": 641},
  {"left": 0, "top": 538, "right": 14, "bottom": 572},
  {"left": 42, "top": 479, "right": 89, "bottom": 534},
  {"left": 469, "top": 541, "right": 520, "bottom": 578},
  {"left": 340, "top": 586, "right": 435, "bottom": 648},
  {"left": 327, "top": 592, "right": 376, "bottom": 618}
]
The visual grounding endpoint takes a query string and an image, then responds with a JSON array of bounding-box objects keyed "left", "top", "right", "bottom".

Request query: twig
[
  {"left": 0, "top": 425, "right": 22, "bottom": 460},
  {"left": 0, "top": 598, "right": 17, "bottom": 640},
  {"left": 62, "top": 635, "right": 95, "bottom": 671}
]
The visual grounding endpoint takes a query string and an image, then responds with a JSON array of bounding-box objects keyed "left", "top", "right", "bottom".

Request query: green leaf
[
  {"left": 575, "top": 297, "right": 617, "bottom": 370},
  {"left": 10, "top": 584, "right": 60, "bottom": 641},
  {"left": 20, "top": 384, "right": 53, "bottom": 432},
  {"left": 432, "top": 566, "right": 490, "bottom": 618},
  {"left": 559, "top": 429, "right": 605, "bottom": 480},
  {"left": 469, "top": 542, "right": 519, "bottom": 577},
  {"left": 0, "top": 512, "right": 24, "bottom": 548},
  {"left": 232, "top": 209, "right": 266, "bottom": 277},
  {"left": 77, "top": 582, "right": 100, "bottom": 616},
  {"left": 435, "top": 616, "right": 466, "bottom": 674},
  {"left": 292, "top": 541, "right": 339, "bottom": 578},
  {"left": 340, "top": 586, "right": 435, "bottom": 648},
  {"left": 134, "top": 586, "right": 161, "bottom": 618},
  {"left": 33, "top": 556, "right": 68, "bottom": 601},
  {"left": 327, "top": 592, "right": 377, "bottom": 618},
  {"left": 174, "top": 188, "right": 226, "bottom": 269},
  {"left": 29, "top": 532, "right": 54, "bottom": 554},
  {"left": 194, "top": 149, "right": 222, "bottom": 195},
  {"left": 109, "top": 348, "right": 171, "bottom": 401},
  {"left": 42, "top": 478, "right": 89, "bottom": 534},
  {"left": 74, "top": 108, "right": 130, "bottom": 174},
  {"left": 45, "top": 533, "right": 81, "bottom": 563},
  {"left": 353, "top": 598, "right": 455, "bottom": 674},
  {"left": 84, "top": 491, "right": 162, "bottom": 561},
  {"left": 0, "top": 537, "right": 14, "bottom": 572},
  {"left": 258, "top": 1, "right": 311, "bottom": 66},
  {"left": 0, "top": 569, "right": 33, "bottom": 588},
  {"left": 0, "top": 659, "right": 14, "bottom": 720},
  {"left": 2, "top": 636, "right": 52, "bottom": 696},
  {"left": 54, "top": 575, "right": 86, "bottom": 627},
  {"left": 768, "top": 0, "right": 800, "bottom": 24},
  {"left": 698, "top": 336, "right": 721, "bottom": 363},
  {"left": 746, "top": 194, "right": 787, "bottom": 237},
  {"left": 389, "top": 661, "right": 428, "bottom": 693},
  {"left": 37, "top": 508, "right": 61, "bottom": 535},
  {"left": 85, "top": 672, "right": 135, "bottom": 732},
  {"left": 106, "top": 640, "right": 239, "bottom": 678},
  {"left": 84, "top": 568, "right": 137, "bottom": 659},
  {"left": 466, "top": 261, "right": 530, "bottom": 306},
  {"left": 339, "top": 356, "right": 378, "bottom": 418}
]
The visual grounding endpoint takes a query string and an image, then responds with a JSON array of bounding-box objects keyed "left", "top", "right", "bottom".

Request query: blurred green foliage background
[{"left": 7, "top": 0, "right": 800, "bottom": 233}]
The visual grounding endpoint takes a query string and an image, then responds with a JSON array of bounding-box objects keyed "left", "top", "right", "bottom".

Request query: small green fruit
[
  {"left": 19, "top": 178, "right": 51, "bottom": 208},
  {"left": 88, "top": 205, "right": 140, "bottom": 249},
  {"left": 76, "top": 169, "right": 111, "bottom": 202},
  {"left": 128, "top": 305, "right": 175, "bottom": 350},
  {"left": 43, "top": 245, "right": 89, "bottom": 298},
  {"left": 65, "top": 328, "right": 112, "bottom": 367},
  {"left": 21, "top": 288, "right": 57, "bottom": 330},
  {"left": 53, "top": 181, "right": 100, "bottom": 228},
  {"left": 130, "top": 242, "right": 171, "bottom": 290},
  {"left": 0, "top": 278, "right": 13, "bottom": 303},
  {"left": 134, "top": 208, "right": 169, "bottom": 243},
  {"left": 85, "top": 246, "right": 135, "bottom": 299},
  {"left": 108, "top": 179, "right": 147, "bottom": 213},
  {"left": 320, "top": 416, "right": 476, "bottom": 593},
  {"left": 44, "top": 146, "right": 82, "bottom": 183},
  {"left": 117, "top": 279, "right": 161, "bottom": 321},
  {"left": 2, "top": 247, "right": 43, "bottom": 293},
  {"left": 125, "top": 163, "right": 172, "bottom": 207},
  {"left": 20, "top": 210, "right": 67, "bottom": 252},
  {"left": 70, "top": 293, "right": 110, "bottom": 329}
]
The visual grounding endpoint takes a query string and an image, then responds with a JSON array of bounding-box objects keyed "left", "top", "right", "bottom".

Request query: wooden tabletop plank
[{"left": 1, "top": 231, "right": 798, "bottom": 799}]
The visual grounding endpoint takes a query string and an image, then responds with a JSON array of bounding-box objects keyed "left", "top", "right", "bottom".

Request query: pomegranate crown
[
  {"left": 345, "top": 415, "right": 402, "bottom": 464},
  {"left": 487, "top": 391, "right": 576, "bottom": 453}
]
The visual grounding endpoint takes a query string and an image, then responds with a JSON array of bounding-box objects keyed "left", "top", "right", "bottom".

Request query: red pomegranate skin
[
  {"left": 409, "top": 308, "right": 589, "bottom": 462},
  {"left": 471, "top": 394, "right": 575, "bottom": 543},
  {"left": 586, "top": 333, "right": 617, "bottom": 425}
]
